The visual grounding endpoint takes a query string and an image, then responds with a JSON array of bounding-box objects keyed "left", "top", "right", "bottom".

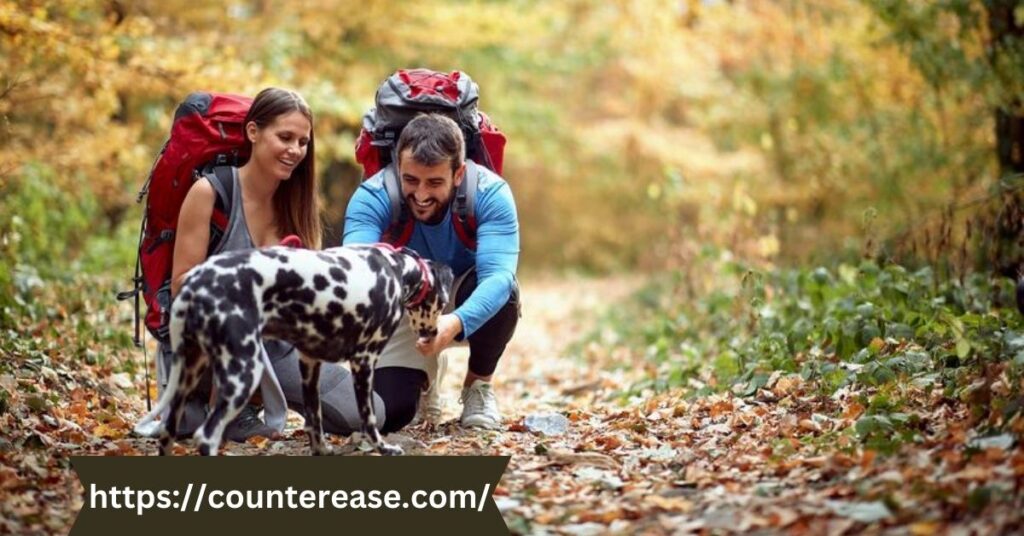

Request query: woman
[{"left": 162, "top": 87, "right": 418, "bottom": 442}]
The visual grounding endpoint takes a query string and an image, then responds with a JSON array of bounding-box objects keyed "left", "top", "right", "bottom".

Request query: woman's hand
[{"left": 415, "top": 313, "right": 462, "bottom": 356}]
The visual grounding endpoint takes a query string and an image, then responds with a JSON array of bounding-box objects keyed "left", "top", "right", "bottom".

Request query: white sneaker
[
  {"left": 414, "top": 351, "right": 447, "bottom": 425},
  {"left": 460, "top": 380, "right": 502, "bottom": 429}
]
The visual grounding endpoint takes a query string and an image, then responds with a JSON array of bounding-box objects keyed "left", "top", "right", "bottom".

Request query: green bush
[
  {"left": 0, "top": 162, "right": 135, "bottom": 329},
  {"left": 581, "top": 248, "right": 1024, "bottom": 441}
]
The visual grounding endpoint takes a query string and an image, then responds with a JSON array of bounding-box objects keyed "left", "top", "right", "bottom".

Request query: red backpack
[
  {"left": 354, "top": 69, "right": 507, "bottom": 249},
  {"left": 118, "top": 92, "right": 252, "bottom": 345}
]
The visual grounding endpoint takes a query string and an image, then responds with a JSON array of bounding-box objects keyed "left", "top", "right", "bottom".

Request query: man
[{"left": 343, "top": 113, "right": 520, "bottom": 430}]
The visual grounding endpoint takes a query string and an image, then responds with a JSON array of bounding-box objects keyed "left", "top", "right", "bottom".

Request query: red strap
[
  {"left": 452, "top": 214, "right": 478, "bottom": 250},
  {"left": 381, "top": 220, "right": 414, "bottom": 248},
  {"left": 396, "top": 220, "right": 414, "bottom": 247},
  {"left": 408, "top": 256, "right": 432, "bottom": 307},
  {"left": 210, "top": 208, "right": 228, "bottom": 230},
  {"left": 279, "top": 234, "right": 302, "bottom": 248}
]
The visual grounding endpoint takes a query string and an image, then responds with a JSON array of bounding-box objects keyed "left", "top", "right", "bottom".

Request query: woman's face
[{"left": 248, "top": 110, "right": 312, "bottom": 180}]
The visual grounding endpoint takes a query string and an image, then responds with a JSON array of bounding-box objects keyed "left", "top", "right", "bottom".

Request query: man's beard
[{"left": 408, "top": 188, "right": 454, "bottom": 225}]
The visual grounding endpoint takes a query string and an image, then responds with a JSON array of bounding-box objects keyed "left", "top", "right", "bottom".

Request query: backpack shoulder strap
[
  {"left": 381, "top": 163, "right": 404, "bottom": 226},
  {"left": 452, "top": 160, "right": 479, "bottom": 250},
  {"left": 457, "top": 160, "right": 478, "bottom": 221},
  {"left": 380, "top": 163, "right": 415, "bottom": 246},
  {"left": 203, "top": 165, "right": 234, "bottom": 252}
]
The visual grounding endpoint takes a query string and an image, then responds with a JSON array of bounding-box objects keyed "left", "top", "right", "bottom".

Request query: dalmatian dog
[{"left": 134, "top": 244, "right": 453, "bottom": 456}]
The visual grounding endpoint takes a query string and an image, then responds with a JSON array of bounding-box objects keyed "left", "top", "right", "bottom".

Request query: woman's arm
[{"left": 171, "top": 179, "right": 217, "bottom": 298}]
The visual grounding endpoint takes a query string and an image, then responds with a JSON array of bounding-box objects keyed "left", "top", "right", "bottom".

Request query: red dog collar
[{"left": 374, "top": 243, "right": 432, "bottom": 307}]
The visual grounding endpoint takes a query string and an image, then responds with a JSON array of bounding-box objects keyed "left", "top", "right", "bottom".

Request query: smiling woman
[
  {"left": 159, "top": 87, "right": 324, "bottom": 443},
  {"left": 171, "top": 88, "right": 322, "bottom": 298}
]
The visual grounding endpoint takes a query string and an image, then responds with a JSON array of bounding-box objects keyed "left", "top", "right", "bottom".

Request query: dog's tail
[{"left": 133, "top": 351, "right": 184, "bottom": 438}]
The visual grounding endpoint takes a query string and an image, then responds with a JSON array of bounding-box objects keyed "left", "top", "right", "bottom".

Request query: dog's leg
[
  {"left": 159, "top": 391, "right": 185, "bottom": 456},
  {"left": 299, "top": 354, "right": 331, "bottom": 455},
  {"left": 194, "top": 345, "right": 263, "bottom": 456},
  {"left": 352, "top": 355, "right": 403, "bottom": 456},
  {"left": 159, "top": 339, "right": 205, "bottom": 456}
]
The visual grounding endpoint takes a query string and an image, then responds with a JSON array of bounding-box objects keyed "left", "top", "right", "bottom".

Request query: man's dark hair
[{"left": 396, "top": 113, "right": 465, "bottom": 173}]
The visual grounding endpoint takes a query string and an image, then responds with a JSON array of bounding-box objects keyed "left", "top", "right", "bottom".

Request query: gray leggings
[{"left": 156, "top": 342, "right": 424, "bottom": 436}]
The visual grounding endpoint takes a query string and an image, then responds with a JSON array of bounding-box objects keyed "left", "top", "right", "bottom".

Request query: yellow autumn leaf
[{"left": 93, "top": 423, "right": 126, "bottom": 439}]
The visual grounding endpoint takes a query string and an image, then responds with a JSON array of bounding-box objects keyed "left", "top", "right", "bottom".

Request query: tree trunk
[{"left": 985, "top": 0, "right": 1024, "bottom": 278}]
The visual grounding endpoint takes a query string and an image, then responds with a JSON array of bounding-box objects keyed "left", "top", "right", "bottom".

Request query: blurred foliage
[
  {"left": 579, "top": 247, "right": 1024, "bottom": 454},
  {"left": 2, "top": 0, "right": 1024, "bottom": 326}
]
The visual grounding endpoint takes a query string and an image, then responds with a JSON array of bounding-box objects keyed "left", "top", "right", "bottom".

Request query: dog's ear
[
  {"left": 398, "top": 246, "right": 421, "bottom": 260},
  {"left": 432, "top": 262, "right": 454, "bottom": 296}
]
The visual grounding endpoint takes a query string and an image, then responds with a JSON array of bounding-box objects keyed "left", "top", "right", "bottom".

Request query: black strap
[
  {"left": 454, "top": 160, "right": 478, "bottom": 223},
  {"left": 382, "top": 163, "right": 405, "bottom": 226}
]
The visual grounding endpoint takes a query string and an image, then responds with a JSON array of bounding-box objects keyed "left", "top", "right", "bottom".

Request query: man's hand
[{"left": 415, "top": 313, "right": 462, "bottom": 356}]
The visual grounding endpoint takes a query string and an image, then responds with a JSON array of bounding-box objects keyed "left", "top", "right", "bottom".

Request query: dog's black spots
[
  {"left": 313, "top": 275, "right": 329, "bottom": 291},
  {"left": 212, "top": 362, "right": 228, "bottom": 386},
  {"left": 265, "top": 269, "right": 317, "bottom": 306},
  {"left": 288, "top": 303, "right": 306, "bottom": 317},
  {"left": 198, "top": 443, "right": 211, "bottom": 456},
  {"left": 400, "top": 269, "right": 423, "bottom": 300},
  {"left": 232, "top": 392, "right": 248, "bottom": 408},
  {"left": 259, "top": 249, "right": 289, "bottom": 263},
  {"left": 366, "top": 339, "right": 387, "bottom": 355},
  {"left": 220, "top": 380, "right": 236, "bottom": 399},
  {"left": 333, "top": 286, "right": 347, "bottom": 300},
  {"left": 213, "top": 250, "right": 254, "bottom": 269},
  {"left": 328, "top": 267, "right": 346, "bottom": 283},
  {"left": 237, "top": 369, "right": 253, "bottom": 391},
  {"left": 366, "top": 251, "right": 386, "bottom": 272},
  {"left": 228, "top": 358, "right": 243, "bottom": 376}
]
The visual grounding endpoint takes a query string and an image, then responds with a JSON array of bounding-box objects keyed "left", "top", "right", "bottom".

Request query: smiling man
[{"left": 343, "top": 113, "right": 521, "bottom": 430}]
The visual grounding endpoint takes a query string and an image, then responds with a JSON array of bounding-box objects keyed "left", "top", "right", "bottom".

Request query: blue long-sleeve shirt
[{"left": 343, "top": 163, "right": 520, "bottom": 338}]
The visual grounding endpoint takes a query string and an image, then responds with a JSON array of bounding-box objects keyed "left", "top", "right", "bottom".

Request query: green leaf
[{"left": 956, "top": 338, "right": 971, "bottom": 359}]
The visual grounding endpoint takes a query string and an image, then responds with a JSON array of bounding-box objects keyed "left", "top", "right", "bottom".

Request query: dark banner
[{"left": 70, "top": 456, "right": 510, "bottom": 535}]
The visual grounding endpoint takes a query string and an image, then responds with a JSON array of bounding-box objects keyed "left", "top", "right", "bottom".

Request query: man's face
[{"left": 398, "top": 149, "right": 465, "bottom": 224}]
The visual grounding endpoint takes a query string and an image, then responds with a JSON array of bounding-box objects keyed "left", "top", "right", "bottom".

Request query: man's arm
[
  {"left": 452, "top": 180, "right": 520, "bottom": 338},
  {"left": 343, "top": 182, "right": 390, "bottom": 245}
]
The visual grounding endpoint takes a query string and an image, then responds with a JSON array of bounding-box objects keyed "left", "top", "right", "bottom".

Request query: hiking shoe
[
  {"left": 224, "top": 404, "right": 276, "bottom": 442},
  {"left": 414, "top": 351, "right": 447, "bottom": 425},
  {"left": 460, "top": 380, "right": 502, "bottom": 430}
]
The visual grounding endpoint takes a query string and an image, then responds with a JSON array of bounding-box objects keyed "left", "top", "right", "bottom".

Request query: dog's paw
[{"left": 378, "top": 443, "right": 404, "bottom": 456}]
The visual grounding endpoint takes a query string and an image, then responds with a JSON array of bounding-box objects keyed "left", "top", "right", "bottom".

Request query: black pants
[
  {"left": 378, "top": 269, "right": 520, "bottom": 432},
  {"left": 456, "top": 269, "right": 521, "bottom": 377}
]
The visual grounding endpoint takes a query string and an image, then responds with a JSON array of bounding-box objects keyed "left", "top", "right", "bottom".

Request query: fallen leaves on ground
[{"left": 1, "top": 276, "right": 1022, "bottom": 534}]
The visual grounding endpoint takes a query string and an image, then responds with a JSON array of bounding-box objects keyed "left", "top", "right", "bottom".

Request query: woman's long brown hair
[{"left": 244, "top": 88, "right": 323, "bottom": 250}]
